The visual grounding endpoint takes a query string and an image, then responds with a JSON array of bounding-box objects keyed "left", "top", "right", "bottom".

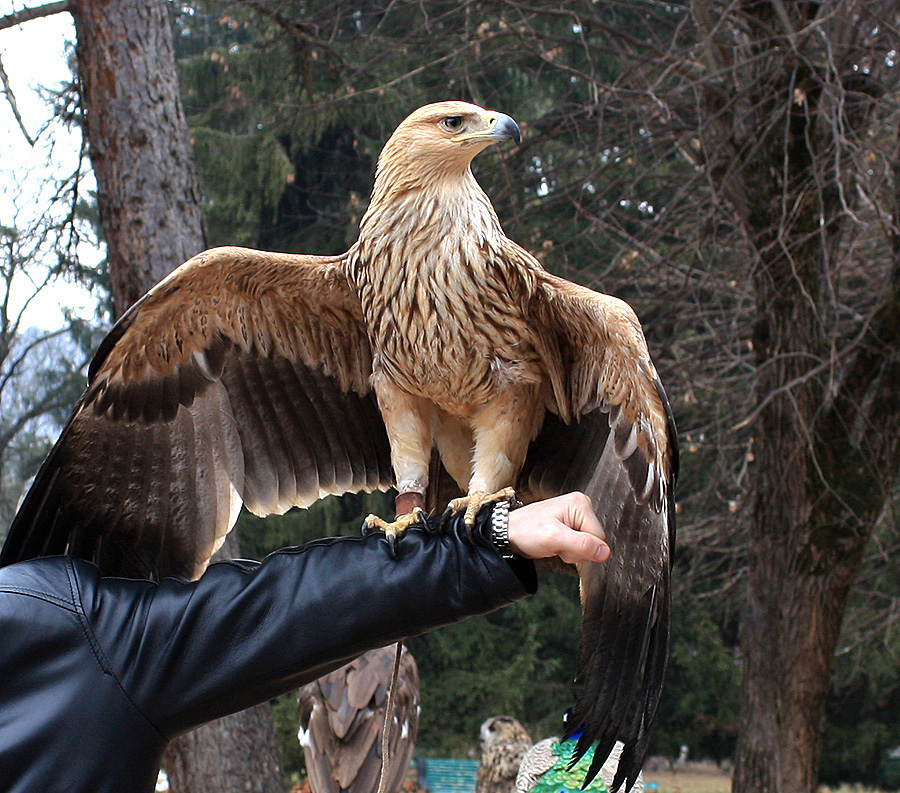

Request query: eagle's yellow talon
[
  {"left": 363, "top": 507, "right": 426, "bottom": 538},
  {"left": 448, "top": 487, "right": 517, "bottom": 526}
]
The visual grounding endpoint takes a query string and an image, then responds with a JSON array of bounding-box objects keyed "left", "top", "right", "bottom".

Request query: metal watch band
[{"left": 490, "top": 498, "right": 515, "bottom": 558}]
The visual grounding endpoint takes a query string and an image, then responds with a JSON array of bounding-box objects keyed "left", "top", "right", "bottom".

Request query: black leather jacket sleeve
[{"left": 79, "top": 511, "right": 536, "bottom": 739}]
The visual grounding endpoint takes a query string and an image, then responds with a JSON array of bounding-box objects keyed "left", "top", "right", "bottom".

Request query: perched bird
[
  {"left": 476, "top": 716, "right": 533, "bottom": 793},
  {"left": 516, "top": 736, "right": 644, "bottom": 793},
  {"left": 297, "top": 645, "right": 419, "bottom": 793},
  {"left": 1, "top": 101, "right": 677, "bottom": 789}
]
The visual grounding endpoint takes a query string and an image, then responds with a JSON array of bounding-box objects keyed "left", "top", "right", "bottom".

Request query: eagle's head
[
  {"left": 373, "top": 101, "right": 520, "bottom": 193},
  {"left": 353, "top": 101, "right": 521, "bottom": 268}
]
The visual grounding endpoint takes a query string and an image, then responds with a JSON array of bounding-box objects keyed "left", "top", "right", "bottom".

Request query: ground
[
  {"left": 643, "top": 761, "right": 730, "bottom": 793},
  {"left": 643, "top": 763, "right": 888, "bottom": 793}
]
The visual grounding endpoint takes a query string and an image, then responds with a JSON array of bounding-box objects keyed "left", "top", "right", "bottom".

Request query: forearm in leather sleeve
[{"left": 87, "top": 506, "right": 537, "bottom": 738}]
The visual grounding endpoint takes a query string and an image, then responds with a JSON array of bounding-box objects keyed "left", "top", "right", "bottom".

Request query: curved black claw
[
  {"left": 361, "top": 514, "right": 380, "bottom": 536},
  {"left": 439, "top": 504, "right": 477, "bottom": 543},
  {"left": 385, "top": 532, "right": 399, "bottom": 560},
  {"left": 423, "top": 511, "right": 441, "bottom": 536}
]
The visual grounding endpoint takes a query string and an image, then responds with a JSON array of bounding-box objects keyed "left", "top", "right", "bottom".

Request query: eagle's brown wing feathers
[
  {"left": 520, "top": 273, "right": 677, "bottom": 792},
  {"left": 1, "top": 247, "right": 392, "bottom": 579}
]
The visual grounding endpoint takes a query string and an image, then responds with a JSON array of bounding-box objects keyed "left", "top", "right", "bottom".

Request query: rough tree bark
[
  {"left": 69, "top": 0, "right": 287, "bottom": 790},
  {"left": 163, "top": 708, "right": 286, "bottom": 793},
  {"left": 71, "top": 0, "right": 206, "bottom": 316}
]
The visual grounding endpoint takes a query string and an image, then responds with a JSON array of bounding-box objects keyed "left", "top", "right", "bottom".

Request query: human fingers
[{"left": 506, "top": 492, "right": 609, "bottom": 563}]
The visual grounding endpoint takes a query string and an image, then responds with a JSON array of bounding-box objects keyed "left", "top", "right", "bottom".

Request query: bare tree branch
[
  {"left": 0, "top": 55, "right": 35, "bottom": 145},
  {"left": 0, "top": 0, "right": 69, "bottom": 31}
]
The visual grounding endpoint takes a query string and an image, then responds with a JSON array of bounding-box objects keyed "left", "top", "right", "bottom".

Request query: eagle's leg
[
  {"left": 364, "top": 376, "right": 433, "bottom": 546},
  {"left": 394, "top": 491, "right": 426, "bottom": 516},
  {"left": 447, "top": 387, "right": 543, "bottom": 525}
]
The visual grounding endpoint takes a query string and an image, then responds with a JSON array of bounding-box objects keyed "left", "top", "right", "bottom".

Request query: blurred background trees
[{"left": 3, "top": 0, "right": 900, "bottom": 790}]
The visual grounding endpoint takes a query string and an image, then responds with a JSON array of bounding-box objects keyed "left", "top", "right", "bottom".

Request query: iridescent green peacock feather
[{"left": 526, "top": 739, "right": 609, "bottom": 793}]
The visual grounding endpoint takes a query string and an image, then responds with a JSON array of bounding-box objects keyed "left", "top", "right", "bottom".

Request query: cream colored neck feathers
[{"left": 353, "top": 157, "right": 504, "bottom": 273}]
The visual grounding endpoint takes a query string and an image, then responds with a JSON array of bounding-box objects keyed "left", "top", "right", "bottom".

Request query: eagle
[
  {"left": 1, "top": 101, "right": 676, "bottom": 789},
  {"left": 297, "top": 645, "right": 419, "bottom": 793},
  {"left": 476, "top": 715, "right": 533, "bottom": 793}
]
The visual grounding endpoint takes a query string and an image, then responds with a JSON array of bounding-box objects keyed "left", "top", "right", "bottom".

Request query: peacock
[{"left": 515, "top": 732, "right": 644, "bottom": 793}]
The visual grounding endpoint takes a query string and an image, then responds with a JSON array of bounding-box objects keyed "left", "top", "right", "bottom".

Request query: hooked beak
[
  {"left": 457, "top": 111, "right": 521, "bottom": 146},
  {"left": 486, "top": 112, "right": 521, "bottom": 144}
]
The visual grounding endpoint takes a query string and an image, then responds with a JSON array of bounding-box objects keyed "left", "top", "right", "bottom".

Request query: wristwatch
[{"left": 490, "top": 497, "right": 515, "bottom": 558}]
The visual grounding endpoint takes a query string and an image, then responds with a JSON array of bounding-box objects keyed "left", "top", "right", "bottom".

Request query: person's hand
[{"left": 506, "top": 492, "right": 609, "bottom": 566}]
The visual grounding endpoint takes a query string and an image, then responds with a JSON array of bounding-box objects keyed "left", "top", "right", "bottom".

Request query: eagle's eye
[{"left": 442, "top": 116, "right": 464, "bottom": 132}]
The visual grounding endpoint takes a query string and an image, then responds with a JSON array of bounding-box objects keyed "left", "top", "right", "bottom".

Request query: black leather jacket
[{"left": 0, "top": 511, "right": 536, "bottom": 793}]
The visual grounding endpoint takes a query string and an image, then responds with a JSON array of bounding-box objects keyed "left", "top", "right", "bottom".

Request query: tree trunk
[
  {"left": 164, "top": 707, "right": 286, "bottom": 793},
  {"left": 70, "top": 1, "right": 287, "bottom": 790},
  {"left": 732, "top": 248, "right": 865, "bottom": 790},
  {"left": 730, "top": 223, "right": 830, "bottom": 791},
  {"left": 731, "top": 264, "right": 876, "bottom": 790},
  {"left": 71, "top": 0, "right": 205, "bottom": 316},
  {"left": 731, "top": 247, "right": 900, "bottom": 793}
]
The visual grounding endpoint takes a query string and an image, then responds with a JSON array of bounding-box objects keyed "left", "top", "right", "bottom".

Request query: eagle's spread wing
[
  {"left": 520, "top": 273, "right": 678, "bottom": 792},
  {"left": 298, "top": 645, "right": 420, "bottom": 793},
  {"left": 0, "top": 246, "right": 392, "bottom": 579}
]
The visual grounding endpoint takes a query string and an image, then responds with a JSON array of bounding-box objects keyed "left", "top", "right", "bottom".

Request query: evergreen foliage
[
  {"left": 820, "top": 528, "right": 900, "bottom": 785},
  {"left": 407, "top": 571, "right": 582, "bottom": 754},
  {"left": 654, "top": 602, "right": 741, "bottom": 763}
]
